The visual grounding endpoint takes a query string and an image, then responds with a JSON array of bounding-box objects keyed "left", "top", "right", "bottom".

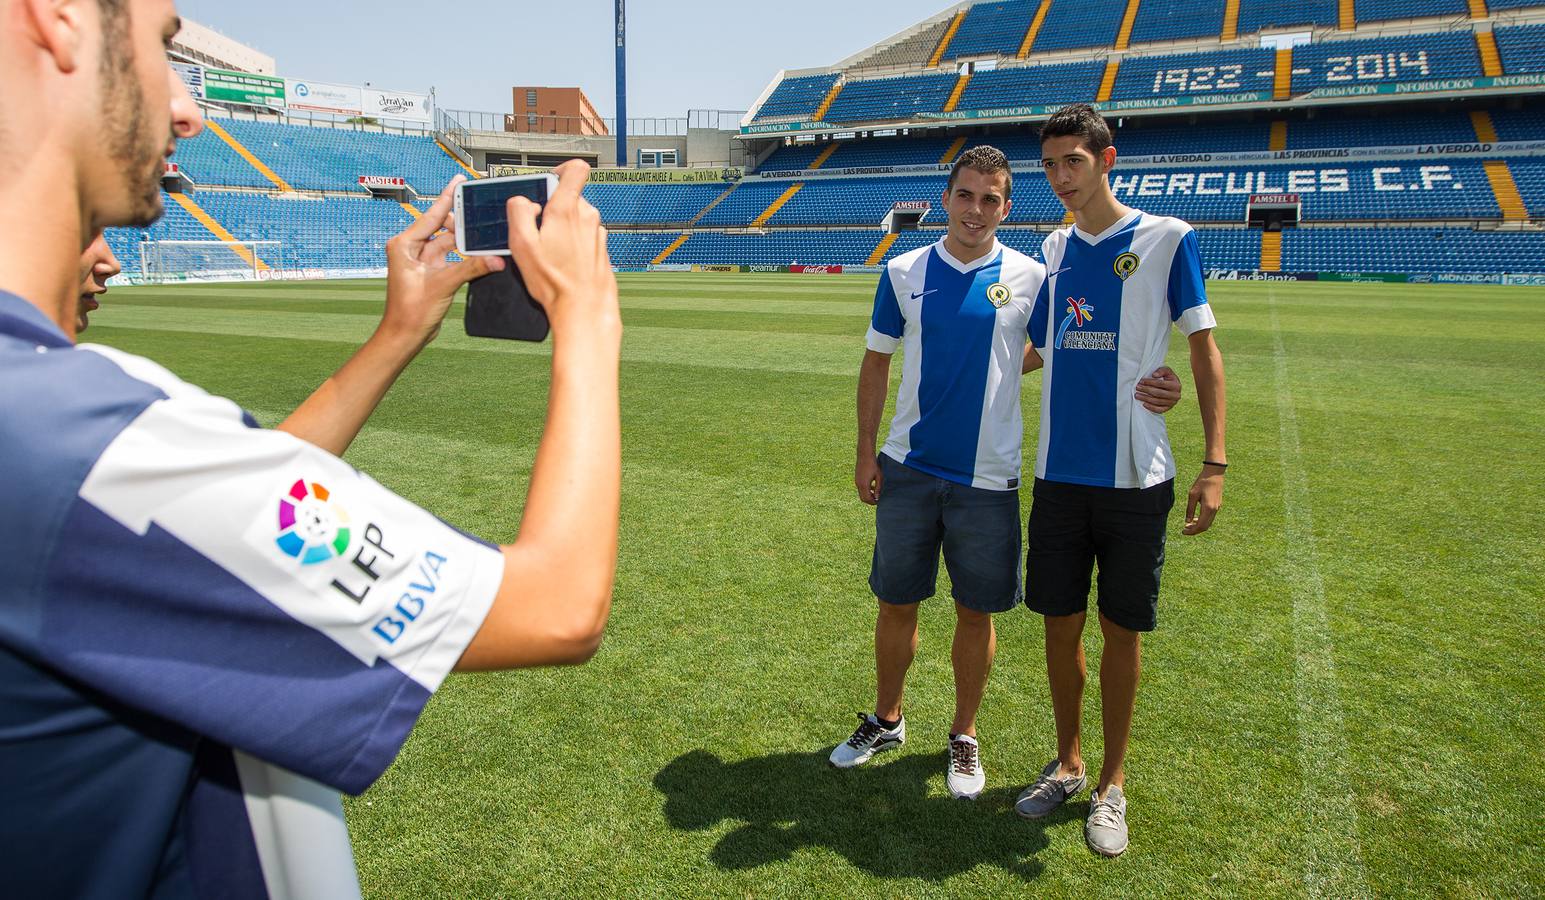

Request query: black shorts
[{"left": 1024, "top": 477, "right": 1174, "bottom": 632}]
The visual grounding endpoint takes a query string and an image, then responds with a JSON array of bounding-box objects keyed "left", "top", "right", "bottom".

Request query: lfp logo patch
[{"left": 275, "top": 479, "right": 352, "bottom": 565}]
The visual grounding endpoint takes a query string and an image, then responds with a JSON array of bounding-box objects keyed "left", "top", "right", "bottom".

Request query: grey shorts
[{"left": 868, "top": 454, "right": 1022, "bottom": 614}]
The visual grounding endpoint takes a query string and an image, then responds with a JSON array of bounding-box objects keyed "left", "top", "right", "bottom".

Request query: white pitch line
[{"left": 1269, "top": 290, "right": 1372, "bottom": 899}]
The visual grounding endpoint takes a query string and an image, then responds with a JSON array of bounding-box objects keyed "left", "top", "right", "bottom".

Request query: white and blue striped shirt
[
  {"left": 1029, "top": 211, "right": 1216, "bottom": 489},
  {"left": 867, "top": 239, "right": 1048, "bottom": 491}
]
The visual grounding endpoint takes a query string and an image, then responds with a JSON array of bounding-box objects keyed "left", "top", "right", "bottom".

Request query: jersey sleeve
[
  {"left": 1167, "top": 228, "right": 1217, "bottom": 336},
  {"left": 11, "top": 349, "right": 504, "bottom": 796},
  {"left": 866, "top": 267, "right": 904, "bottom": 354},
  {"left": 1028, "top": 277, "right": 1051, "bottom": 349}
]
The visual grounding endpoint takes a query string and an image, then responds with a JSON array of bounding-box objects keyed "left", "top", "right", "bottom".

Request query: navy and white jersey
[
  {"left": 0, "top": 292, "right": 505, "bottom": 899},
  {"left": 867, "top": 239, "right": 1048, "bottom": 491},
  {"left": 1029, "top": 211, "right": 1216, "bottom": 489}
]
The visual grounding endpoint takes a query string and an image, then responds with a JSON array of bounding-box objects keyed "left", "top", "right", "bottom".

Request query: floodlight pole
[{"left": 615, "top": 0, "right": 628, "bottom": 167}]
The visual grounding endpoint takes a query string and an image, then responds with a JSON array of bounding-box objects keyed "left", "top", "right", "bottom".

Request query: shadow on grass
[{"left": 653, "top": 748, "right": 1079, "bottom": 881}]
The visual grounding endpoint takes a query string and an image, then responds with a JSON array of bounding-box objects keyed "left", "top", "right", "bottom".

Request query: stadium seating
[
  {"left": 1487, "top": 0, "right": 1545, "bottom": 9},
  {"left": 216, "top": 119, "right": 465, "bottom": 194},
  {"left": 955, "top": 62, "right": 1106, "bottom": 112},
  {"left": 1114, "top": 121, "right": 1272, "bottom": 154},
  {"left": 1291, "top": 32, "right": 1482, "bottom": 93},
  {"left": 1507, "top": 159, "right": 1545, "bottom": 212},
  {"left": 822, "top": 73, "right": 960, "bottom": 123},
  {"left": 1354, "top": 0, "right": 1468, "bottom": 20},
  {"left": 1195, "top": 229, "right": 1263, "bottom": 271},
  {"left": 1110, "top": 48, "right": 1278, "bottom": 102},
  {"left": 1032, "top": 0, "right": 1128, "bottom": 52},
  {"left": 583, "top": 183, "right": 731, "bottom": 225},
  {"left": 1129, "top": 0, "right": 1227, "bottom": 45},
  {"left": 759, "top": 142, "right": 846, "bottom": 172},
  {"left": 171, "top": 128, "right": 272, "bottom": 189},
  {"left": 765, "top": 175, "right": 953, "bottom": 226},
  {"left": 944, "top": 0, "right": 1037, "bottom": 59},
  {"left": 1286, "top": 112, "right": 1477, "bottom": 148},
  {"left": 1282, "top": 227, "right": 1545, "bottom": 273},
  {"left": 1237, "top": 0, "right": 1339, "bottom": 34},
  {"left": 1491, "top": 106, "right": 1545, "bottom": 141},
  {"left": 1496, "top": 25, "right": 1545, "bottom": 75},
  {"left": 754, "top": 73, "right": 842, "bottom": 122},
  {"left": 603, "top": 232, "right": 682, "bottom": 268}
]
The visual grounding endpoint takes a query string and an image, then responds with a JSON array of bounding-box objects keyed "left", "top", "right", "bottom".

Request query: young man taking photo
[
  {"left": 1014, "top": 103, "right": 1228, "bottom": 857},
  {"left": 0, "top": 1, "right": 622, "bottom": 895}
]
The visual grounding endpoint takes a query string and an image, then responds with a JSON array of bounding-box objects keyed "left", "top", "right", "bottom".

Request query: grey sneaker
[
  {"left": 829, "top": 713, "right": 905, "bottom": 768},
  {"left": 1086, "top": 785, "right": 1129, "bottom": 857},
  {"left": 1014, "top": 758, "right": 1087, "bottom": 818}
]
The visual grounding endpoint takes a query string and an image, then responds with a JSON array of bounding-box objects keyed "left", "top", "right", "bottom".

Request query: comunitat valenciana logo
[{"left": 275, "top": 479, "right": 352, "bottom": 565}]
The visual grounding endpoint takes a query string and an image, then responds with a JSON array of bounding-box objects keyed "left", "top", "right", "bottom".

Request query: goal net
[{"left": 138, "top": 239, "right": 282, "bottom": 284}]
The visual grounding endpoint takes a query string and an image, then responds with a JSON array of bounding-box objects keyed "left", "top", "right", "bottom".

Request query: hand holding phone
[{"left": 457, "top": 174, "right": 559, "bottom": 341}]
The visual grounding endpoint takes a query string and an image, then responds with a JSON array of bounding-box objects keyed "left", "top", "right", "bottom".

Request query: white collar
[
  {"left": 1071, "top": 210, "right": 1141, "bottom": 246},
  {"left": 933, "top": 238, "right": 1002, "bottom": 273}
]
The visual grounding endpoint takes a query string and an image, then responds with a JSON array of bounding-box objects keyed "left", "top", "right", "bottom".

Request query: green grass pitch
[{"left": 87, "top": 274, "right": 1543, "bottom": 898}]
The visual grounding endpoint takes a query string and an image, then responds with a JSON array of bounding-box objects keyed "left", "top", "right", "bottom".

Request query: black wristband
[{"left": 1203, "top": 460, "right": 1228, "bottom": 470}]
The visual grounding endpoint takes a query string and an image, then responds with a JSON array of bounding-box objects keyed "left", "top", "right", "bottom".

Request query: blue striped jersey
[
  {"left": 1029, "top": 211, "right": 1216, "bottom": 489},
  {"left": 867, "top": 239, "right": 1048, "bottom": 490},
  {"left": 0, "top": 292, "right": 504, "bottom": 899}
]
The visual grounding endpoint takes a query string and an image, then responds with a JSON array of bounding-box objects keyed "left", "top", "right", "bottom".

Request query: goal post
[{"left": 138, "top": 239, "right": 282, "bottom": 284}]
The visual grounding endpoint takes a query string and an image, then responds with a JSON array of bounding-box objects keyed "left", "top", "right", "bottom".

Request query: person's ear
[
  {"left": 1102, "top": 145, "right": 1117, "bottom": 172},
  {"left": 24, "top": 0, "right": 89, "bottom": 74}
]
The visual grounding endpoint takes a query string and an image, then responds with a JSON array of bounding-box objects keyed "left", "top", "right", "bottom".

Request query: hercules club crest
[
  {"left": 986, "top": 283, "right": 1012, "bottom": 308},
  {"left": 1114, "top": 252, "right": 1141, "bottom": 281}
]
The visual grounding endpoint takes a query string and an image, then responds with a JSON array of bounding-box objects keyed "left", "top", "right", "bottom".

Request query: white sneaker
[
  {"left": 829, "top": 712, "right": 905, "bottom": 768},
  {"left": 946, "top": 734, "right": 985, "bottom": 799}
]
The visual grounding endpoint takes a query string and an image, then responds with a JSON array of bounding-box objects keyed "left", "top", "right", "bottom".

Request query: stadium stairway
[
  {"left": 943, "top": 72, "right": 972, "bottom": 113},
  {"left": 1260, "top": 231, "right": 1282, "bottom": 271},
  {"left": 166, "top": 192, "right": 270, "bottom": 272},
  {"left": 752, "top": 184, "right": 805, "bottom": 227},
  {"left": 204, "top": 120, "right": 293, "bottom": 193},
  {"left": 652, "top": 233, "right": 692, "bottom": 265},
  {"left": 1339, "top": 0, "right": 1354, "bottom": 30},
  {"left": 1477, "top": 30, "right": 1503, "bottom": 77},
  {"left": 688, "top": 182, "right": 742, "bottom": 226},
  {"left": 1097, "top": 60, "right": 1121, "bottom": 102},
  {"left": 1468, "top": 0, "right": 1489, "bottom": 18},
  {"left": 1270, "top": 120, "right": 1288, "bottom": 151},
  {"left": 929, "top": 9, "right": 967, "bottom": 66},
  {"left": 437, "top": 142, "right": 480, "bottom": 179},
  {"left": 810, "top": 143, "right": 842, "bottom": 169},
  {"left": 941, "top": 136, "right": 968, "bottom": 164},
  {"left": 1274, "top": 48, "right": 1294, "bottom": 100},
  {"left": 1019, "top": 0, "right": 1056, "bottom": 58},
  {"left": 1473, "top": 111, "right": 1531, "bottom": 219},
  {"left": 399, "top": 202, "right": 422, "bottom": 220},
  {"left": 866, "top": 233, "right": 901, "bottom": 266},
  {"left": 812, "top": 80, "right": 845, "bottom": 121},
  {"left": 1222, "top": 0, "right": 1241, "bottom": 40},
  {"left": 1115, "top": 0, "right": 1143, "bottom": 50}
]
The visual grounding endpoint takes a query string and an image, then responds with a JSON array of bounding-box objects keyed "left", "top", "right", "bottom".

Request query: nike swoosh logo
[
  {"left": 1048, "top": 267, "right": 1072, "bottom": 277},
  {"left": 910, "top": 289, "right": 939, "bottom": 300}
]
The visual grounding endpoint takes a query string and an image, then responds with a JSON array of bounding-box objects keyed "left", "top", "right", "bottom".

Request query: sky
[{"left": 173, "top": 0, "right": 956, "bottom": 121}]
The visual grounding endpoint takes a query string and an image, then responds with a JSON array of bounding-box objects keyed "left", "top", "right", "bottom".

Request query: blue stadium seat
[
  {"left": 1496, "top": 24, "right": 1545, "bottom": 74},
  {"left": 216, "top": 119, "right": 465, "bottom": 195},
  {"left": 1290, "top": 31, "right": 1482, "bottom": 93},
  {"left": 1286, "top": 112, "right": 1477, "bottom": 148},
  {"left": 945, "top": 0, "right": 1038, "bottom": 59},
  {"left": 823, "top": 73, "right": 961, "bottom": 123},
  {"left": 1129, "top": 0, "right": 1226, "bottom": 44},
  {"left": 1032, "top": 0, "right": 1128, "bottom": 52},
  {"left": 1111, "top": 48, "right": 1277, "bottom": 101},
  {"left": 1282, "top": 227, "right": 1545, "bottom": 273},
  {"left": 582, "top": 183, "right": 730, "bottom": 226},
  {"left": 753, "top": 73, "right": 841, "bottom": 122},
  {"left": 1237, "top": 0, "right": 1339, "bottom": 34},
  {"left": 1355, "top": 0, "right": 1468, "bottom": 20},
  {"left": 171, "top": 129, "right": 271, "bottom": 189},
  {"left": 956, "top": 62, "right": 1106, "bottom": 111},
  {"left": 1491, "top": 105, "right": 1545, "bottom": 141}
]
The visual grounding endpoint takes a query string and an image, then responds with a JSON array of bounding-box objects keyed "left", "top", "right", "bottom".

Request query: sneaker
[
  {"left": 946, "top": 734, "right": 985, "bottom": 799},
  {"left": 828, "top": 712, "right": 905, "bottom": 768},
  {"left": 1085, "top": 785, "right": 1129, "bottom": 857},
  {"left": 1014, "top": 758, "right": 1087, "bottom": 819}
]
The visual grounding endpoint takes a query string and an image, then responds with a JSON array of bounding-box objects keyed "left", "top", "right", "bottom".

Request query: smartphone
[
  {"left": 465, "top": 263, "right": 549, "bottom": 342},
  {"left": 453, "top": 173, "right": 558, "bottom": 257}
]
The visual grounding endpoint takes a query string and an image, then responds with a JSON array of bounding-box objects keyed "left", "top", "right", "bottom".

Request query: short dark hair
[
  {"left": 947, "top": 145, "right": 1013, "bottom": 199},
  {"left": 1039, "top": 103, "right": 1113, "bottom": 156}
]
